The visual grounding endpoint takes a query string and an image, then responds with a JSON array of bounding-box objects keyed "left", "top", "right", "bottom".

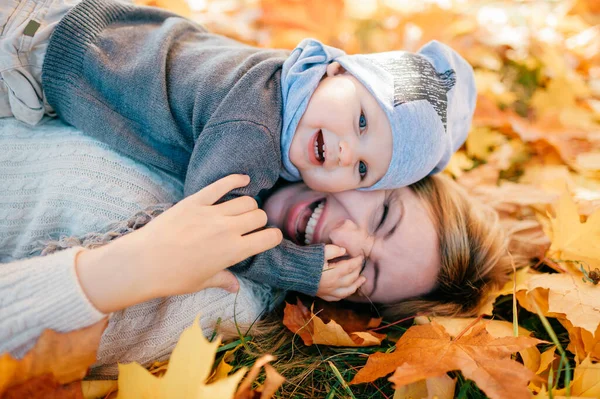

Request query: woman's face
[{"left": 263, "top": 183, "right": 441, "bottom": 304}]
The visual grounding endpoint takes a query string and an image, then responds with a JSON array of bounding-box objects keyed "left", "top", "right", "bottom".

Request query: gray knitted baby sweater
[{"left": 42, "top": 0, "right": 324, "bottom": 295}]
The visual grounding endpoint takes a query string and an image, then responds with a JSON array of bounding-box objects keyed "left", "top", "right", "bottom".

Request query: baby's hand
[{"left": 316, "top": 245, "right": 367, "bottom": 302}]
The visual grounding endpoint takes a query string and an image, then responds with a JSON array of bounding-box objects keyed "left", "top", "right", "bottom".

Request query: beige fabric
[{"left": 0, "top": 0, "right": 81, "bottom": 124}]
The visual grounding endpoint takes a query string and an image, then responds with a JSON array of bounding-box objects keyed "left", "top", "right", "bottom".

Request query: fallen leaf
[
  {"left": 116, "top": 315, "right": 247, "bottom": 399},
  {"left": 81, "top": 380, "right": 118, "bottom": 399},
  {"left": 567, "top": 356, "right": 600, "bottom": 397},
  {"left": 310, "top": 298, "right": 383, "bottom": 332},
  {"left": 1, "top": 374, "right": 83, "bottom": 399},
  {"left": 134, "top": 0, "right": 191, "bottom": 17},
  {"left": 351, "top": 322, "right": 542, "bottom": 399},
  {"left": 234, "top": 355, "right": 285, "bottom": 399},
  {"left": 210, "top": 345, "right": 241, "bottom": 383},
  {"left": 560, "top": 318, "right": 600, "bottom": 361},
  {"left": 466, "top": 127, "right": 507, "bottom": 161},
  {"left": 282, "top": 299, "right": 386, "bottom": 347},
  {"left": 393, "top": 374, "right": 456, "bottom": 399},
  {"left": 0, "top": 319, "right": 108, "bottom": 395},
  {"left": 527, "top": 273, "right": 600, "bottom": 334},
  {"left": 415, "top": 316, "right": 543, "bottom": 374},
  {"left": 548, "top": 191, "right": 600, "bottom": 269}
]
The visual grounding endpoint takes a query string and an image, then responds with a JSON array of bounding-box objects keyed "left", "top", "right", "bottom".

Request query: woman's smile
[{"left": 285, "top": 196, "right": 327, "bottom": 245}]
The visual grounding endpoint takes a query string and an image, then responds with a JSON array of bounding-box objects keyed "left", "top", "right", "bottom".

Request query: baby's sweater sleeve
[
  {"left": 0, "top": 248, "right": 106, "bottom": 358},
  {"left": 186, "top": 121, "right": 325, "bottom": 296}
]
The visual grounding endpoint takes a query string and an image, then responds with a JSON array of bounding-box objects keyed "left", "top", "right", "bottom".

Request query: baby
[{"left": 0, "top": 0, "right": 476, "bottom": 300}]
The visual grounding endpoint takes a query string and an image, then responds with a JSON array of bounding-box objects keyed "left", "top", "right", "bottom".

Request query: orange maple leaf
[
  {"left": 282, "top": 299, "right": 385, "bottom": 347},
  {"left": 0, "top": 319, "right": 108, "bottom": 396},
  {"left": 350, "top": 321, "right": 543, "bottom": 399}
]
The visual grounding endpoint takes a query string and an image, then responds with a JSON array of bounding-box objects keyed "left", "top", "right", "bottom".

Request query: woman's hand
[
  {"left": 316, "top": 245, "right": 367, "bottom": 302},
  {"left": 76, "top": 174, "right": 283, "bottom": 313}
]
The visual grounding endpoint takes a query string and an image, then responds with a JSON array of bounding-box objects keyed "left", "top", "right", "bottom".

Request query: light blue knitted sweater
[{"left": 0, "top": 118, "right": 274, "bottom": 377}]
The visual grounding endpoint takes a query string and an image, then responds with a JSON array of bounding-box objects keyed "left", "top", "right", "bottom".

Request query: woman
[{"left": 0, "top": 117, "right": 510, "bottom": 377}]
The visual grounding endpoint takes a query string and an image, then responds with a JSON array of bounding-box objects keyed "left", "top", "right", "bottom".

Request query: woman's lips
[{"left": 285, "top": 196, "right": 326, "bottom": 245}]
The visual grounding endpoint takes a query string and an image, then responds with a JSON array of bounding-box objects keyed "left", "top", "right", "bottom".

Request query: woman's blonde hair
[{"left": 379, "top": 173, "right": 512, "bottom": 319}]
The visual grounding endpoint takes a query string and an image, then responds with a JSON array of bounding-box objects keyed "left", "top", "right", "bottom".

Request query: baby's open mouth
[
  {"left": 296, "top": 198, "right": 326, "bottom": 245},
  {"left": 313, "top": 130, "right": 325, "bottom": 164}
]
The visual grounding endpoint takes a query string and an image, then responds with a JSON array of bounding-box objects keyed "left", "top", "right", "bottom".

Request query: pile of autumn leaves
[{"left": 2, "top": 0, "right": 600, "bottom": 398}]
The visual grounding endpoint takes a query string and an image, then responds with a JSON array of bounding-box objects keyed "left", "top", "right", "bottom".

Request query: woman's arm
[
  {"left": 1, "top": 175, "right": 282, "bottom": 357},
  {"left": 0, "top": 247, "right": 106, "bottom": 358}
]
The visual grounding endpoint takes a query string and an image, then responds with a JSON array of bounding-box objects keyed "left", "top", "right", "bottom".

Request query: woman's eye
[
  {"left": 359, "top": 112, "right": 367, "bottom": 131},
  {"left": 358, "top": 161, "right": 367, "bottom": 179},
  {"left": 377, "top": 204, "right": 388, "bottom": 230}
]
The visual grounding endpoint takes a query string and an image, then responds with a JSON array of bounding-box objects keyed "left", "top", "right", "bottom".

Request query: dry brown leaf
[
  {"left": 393, "top": 374, "right": 456, "bottom": 399},
  {"left": 234, "top": 355, "right": 284, "bottom": 399},
  {"left": 0, "top": 319, "right": 108, "bottom": 395},
  {"left": 282, "top": 299, "right": 385, "bottom": 347},
  {"left": 1, "top": 374, "right": 83, "bottom": 399},
  {"left": 350, "top": 322, "right": 542, "bottom": 399}
]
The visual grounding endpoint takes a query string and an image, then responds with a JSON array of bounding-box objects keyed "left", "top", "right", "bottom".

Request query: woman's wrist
[{"left": 75, "top": 234, "right": 153, "bottom": 313}]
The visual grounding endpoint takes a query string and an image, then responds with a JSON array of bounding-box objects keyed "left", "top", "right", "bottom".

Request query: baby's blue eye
[
  {"left": 359, "top": 161, "right": 367, "bottom": 179},
  {"left": 359, "top": 112, "right": 367, "bottom": 130}
]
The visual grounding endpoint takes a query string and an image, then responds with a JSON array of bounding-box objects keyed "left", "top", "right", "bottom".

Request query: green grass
[{"left": 216, "top": 283, "right": 577, "bottom": 399}]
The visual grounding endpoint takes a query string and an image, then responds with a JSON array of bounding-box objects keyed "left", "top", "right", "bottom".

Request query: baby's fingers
[
  {"left": 325, "top": 275, "right": 367, "bottom": 301},
  {"left": 324, "top": 244, "right": 346, "bottom": 262}
]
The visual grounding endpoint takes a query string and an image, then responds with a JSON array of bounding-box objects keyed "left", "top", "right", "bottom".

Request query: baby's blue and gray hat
[
  {"left": 337, "top": 40, "right": 476, "bottom": 190},
  {"left": 280, "top": 39, "right": 476, "bottom": 190}
]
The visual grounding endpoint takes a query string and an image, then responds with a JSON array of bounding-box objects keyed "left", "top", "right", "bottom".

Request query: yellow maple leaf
[
  {"left": 548, "top": 191, "right": 600, "bottom": 266},
  {"left": 116, "top": 316, "right": 247, "bottom": 399},
  {"left": 466, "top": 127, "right": 507, "bottom": 161},
  {"left": 545, "top": 356, "right": 600, "bottom": 398},
  {"left": 527, "top": 273, "right": 600, "bottom": 335}
]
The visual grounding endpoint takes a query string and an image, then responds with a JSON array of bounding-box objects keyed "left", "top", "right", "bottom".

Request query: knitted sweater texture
[
  {"left": 42, "top": 0, "right": 324, "bottom": 295},
  {"left": 0, "top": 118, "right": 273, "bottom": 375}
]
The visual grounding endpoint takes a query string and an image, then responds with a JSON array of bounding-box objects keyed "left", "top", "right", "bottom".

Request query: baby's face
[{"left": 289, "top": 62, "right": 393, "bottom": 192}]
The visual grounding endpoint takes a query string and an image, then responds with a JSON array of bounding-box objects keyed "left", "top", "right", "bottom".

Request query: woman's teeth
[{"left": 305, "top": 201, "right": 325, "bottom": 245}]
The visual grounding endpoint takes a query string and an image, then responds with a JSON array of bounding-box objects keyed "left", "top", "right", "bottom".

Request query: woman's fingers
[
  {"left": 240, "top": 227, "right": 283, "bottom": 259},
  {"left": 233, "top": 208, "right": 268, "bottom": 234},
  {"left": 215, "top": 195, "right": 258, "bottom": 216},
  {"left": 191, "top": 174, "right": 250, "bottom": 206},
  {"left": 324, "top": 244, "right": 346, "bottom": 261}
]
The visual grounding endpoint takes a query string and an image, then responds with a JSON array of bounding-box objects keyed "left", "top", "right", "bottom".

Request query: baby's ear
[{"left": 326, "top": 61, "right": 347, "bottom": 77}]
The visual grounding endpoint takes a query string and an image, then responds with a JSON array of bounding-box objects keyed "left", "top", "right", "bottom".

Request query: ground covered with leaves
[{"left": 1, "top": 0, "right": 599, "bottom": 398}]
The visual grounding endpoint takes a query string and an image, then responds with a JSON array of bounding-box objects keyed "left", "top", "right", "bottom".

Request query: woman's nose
[
  {"left": 338, "top": 140, "right": 356, "bottom": 167},
  {"left": 329, "top": 219, "right": 374, "bottom": 258}
]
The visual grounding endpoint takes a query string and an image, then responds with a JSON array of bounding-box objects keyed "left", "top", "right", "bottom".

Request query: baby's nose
[{"left": 338, "top": 141, "right": 355, "bottom": 167}]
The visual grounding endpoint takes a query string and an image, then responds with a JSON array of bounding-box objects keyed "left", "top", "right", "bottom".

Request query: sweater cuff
[
  {"left": 275, "top": 242, "right": 324, "bottom": 296},
  {"left": 1, "top": 247, "right": 107, "bottom": 357}
]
